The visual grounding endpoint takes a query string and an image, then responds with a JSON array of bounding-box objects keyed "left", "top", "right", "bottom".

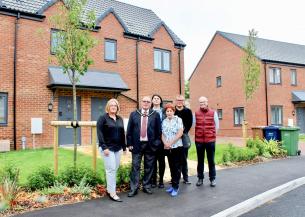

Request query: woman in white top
[{"left": 162, "top": 103, "right": 184, "bottom": 197}]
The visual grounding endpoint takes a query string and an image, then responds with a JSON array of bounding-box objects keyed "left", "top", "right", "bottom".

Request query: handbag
[{"left": 181, "top": 133, "right": 191, "bottom": 148}]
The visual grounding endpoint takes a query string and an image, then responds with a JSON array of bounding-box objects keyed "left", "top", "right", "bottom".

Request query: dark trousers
[
  {"left": 151, "top": 148, "right": 165, "bottom": 184},
  {"left": 195, "top": 142, "right": 216, "bottom": 181},
  {"left": 130, "top": 142, "right": 155, "bottom": 190},
  {"left": 168, "top": 146, "right": 183, "bottom": 189},
  {"left": 181, "top": 147, "right": 189, "bottom": 181}
]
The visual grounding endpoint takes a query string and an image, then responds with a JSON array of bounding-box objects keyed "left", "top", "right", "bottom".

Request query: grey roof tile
[
  {"left": 292, "top": 91, "right": 305, "bottom": 102},
  {"left": 1, "top": 0, "right": 185, "bottom": 46},
  {"left": 218, "top": 31, "right": 305, "bottom": 65}
]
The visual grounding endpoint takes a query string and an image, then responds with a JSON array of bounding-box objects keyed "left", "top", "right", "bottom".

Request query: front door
[
  {"left": 91, "top": 97, "right": 107, "bottom": 143},
  {"left": 58, "top": 96, "right": 81, "bottom": 145},
  {"left": 296, "top": 107, "right": 305, "bottom": 134}
]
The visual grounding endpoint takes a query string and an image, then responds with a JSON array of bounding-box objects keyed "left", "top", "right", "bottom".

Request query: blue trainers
[
  {"left": 166, "top": 187, "right": 174, "bottom": 193},
  {"left": 171, "top": 188, "right": 179, "bottom": 197}
]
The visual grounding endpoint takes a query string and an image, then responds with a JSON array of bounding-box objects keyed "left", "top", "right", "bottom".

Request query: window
[
  {"left": 291, "top": 69, "right": 297, "bottom": 86},
  {"left": 271, "top": 106, "right": 283, "bottom": 125},
  {"left": 233, "top": 107, "right": 244, "bottom": 126},
  {"left": 269, "top": 67, "right": 281, "bottom": 84},
  {"left": 154, "top": 48, "right": 171, "bottom": 72},
  {"left": 104, "top": 39, "right": 117, "bottom": 61},
  {"left": 50, "top": 29, "right": 61, "bottom": 54},
  {"left": 0, "top": 93, "right": 8, "bottom": 125},
  {"left": 217, "top": 109, "right": 223, "bottom": 120},
  {"left": 216, "top": 76, "right": 222, "bottom": 87}
]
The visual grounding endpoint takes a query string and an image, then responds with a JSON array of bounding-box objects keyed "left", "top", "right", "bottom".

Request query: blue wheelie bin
[{"left": 263, "top": 126, "right": 281, "bottom": 141}]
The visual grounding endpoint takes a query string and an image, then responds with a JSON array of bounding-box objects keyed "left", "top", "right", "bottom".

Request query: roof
[
  {"left": 292, "top": 91, "right": 305, "bottom": 103},
  {"left": 48, "top": 66, "right": 129, "bottom": 92},
  {"left": 0, "top": 0, "right": 185, "bottom": 46},
  {"left": 218, "top": 31, "right": 305, "bottom": 66}
]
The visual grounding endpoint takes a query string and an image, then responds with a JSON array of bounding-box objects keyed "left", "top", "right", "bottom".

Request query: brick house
[
  {"left": 0, "top": 0, "right": 185, "bottom": 150},
  {"left": 189, "top": 31, "right": 305, "bottom": 137}
]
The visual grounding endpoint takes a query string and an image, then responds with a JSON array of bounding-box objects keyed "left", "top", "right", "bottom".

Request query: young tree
[
  {"left": 241, "top": 29, "right": 261, "bottom": 142},
  {"left": 51, "top": 0, "right": 97, "bottom": 166},
  {"left": 185, "top": 80, "right": 190, "bottom": 99}
]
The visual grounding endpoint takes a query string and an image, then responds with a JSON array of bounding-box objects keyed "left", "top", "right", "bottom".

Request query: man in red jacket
[{"left": 195, "top": 96, "right": 219, "bottom": 187}]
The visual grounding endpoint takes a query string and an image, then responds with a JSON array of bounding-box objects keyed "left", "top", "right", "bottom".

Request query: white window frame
[
  {"left": 269, "top": 67, "right": 281, "bottom": 84},
  {"left": 0, "top": 93, "right": 8, "bottom": 125},
  {"left": 271, "top": 105, "right": 283, "bottom": 125},
  {"left": 154, "top": 48, "right": 171, "bottom": 72},
  {"left": 104, "top": 39, "right": 117, "bottom": 62}
]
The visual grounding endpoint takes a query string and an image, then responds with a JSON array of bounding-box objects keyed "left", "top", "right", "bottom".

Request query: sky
[{"left": 122, "top": 0, "right": 305, "bottom": 80}]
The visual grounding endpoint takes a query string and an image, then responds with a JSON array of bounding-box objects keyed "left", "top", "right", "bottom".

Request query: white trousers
[{"left": 99, "top": 147, "right": 122, "bottom": 194}]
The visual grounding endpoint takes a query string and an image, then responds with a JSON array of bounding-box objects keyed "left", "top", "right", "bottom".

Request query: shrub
[
  {"left": 0, "top": 164, "right": 20, "bottom": 184},
  {"left": 27, "top": 167, "right": 56, "bottom": 191},
  {"left": 221, "top": 144, "right": 258, "bottom": 164},
  {"left": 117, "top": 164, "right": 132, "bottom": 185},
  {"left": 264, "top": 139, "right": 287, "bottom": 157},
  {"left": 0, "top": 175, "right": 21, "bottom": 209},
  {"left": 41, "top": 181, "right": 67, "bottom": 195},
  {"left": 247, "top": 138, "right": 287, "bottom": 158},
  {"left": 70, "top": 176, "right": 92, "bottom": 199},
  {"left": 59, "top": 166, "right": 103, "bottom": 187}
]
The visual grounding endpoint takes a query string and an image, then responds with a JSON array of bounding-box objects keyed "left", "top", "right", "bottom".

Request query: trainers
[
  {"left": 210, "top": 180, "right": 216, "bottom": 187},
  {"left": 171, "top": 188, "right": 179, "bottom": 197},
  {"left": 166, "top": 187, "right": 174, "bottom": 193},
  {"left": 183, "top": 180, "right": 191, "bottom": 184},
  {"left": 196, "top": 178, "right": 203, "bottom": 186}
]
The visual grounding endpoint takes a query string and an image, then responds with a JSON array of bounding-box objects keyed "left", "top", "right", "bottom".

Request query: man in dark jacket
[
  {"left": 175, "top": 95, "right": 193, "bottom": 184},
  {"left": 195, "top": 96, "right": 219, "bottom": 187},
  {"left": 127, "top": 96, "right": 161, "bottom": 197}
]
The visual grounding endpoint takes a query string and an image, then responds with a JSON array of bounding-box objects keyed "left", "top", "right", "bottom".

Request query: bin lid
[
  {"left": 280, "top": 127, "right": 300, "bottom": 131},
  {"left": 264, "top": 125, "right": 280, "bottom": 129},
  {"left": 252, "top": 126, "right": 265, "bottom": 129}
]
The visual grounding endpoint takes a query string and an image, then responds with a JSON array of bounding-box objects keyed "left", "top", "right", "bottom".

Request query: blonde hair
[{"left": 105, "top": 98, "right": 120, "bottom": 114}]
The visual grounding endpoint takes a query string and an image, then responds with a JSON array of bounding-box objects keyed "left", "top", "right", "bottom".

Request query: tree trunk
[
  {"left": 242, "top": 106, "right": 248, "bottom": 146},
  {"left": 72, "top": 70, "right": 77, "bottom": 167}
]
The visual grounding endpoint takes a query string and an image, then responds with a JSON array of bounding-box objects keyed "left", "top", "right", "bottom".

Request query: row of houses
[
  {"left": 0, "top": 0, "right": 185, "bottom": 149},
  {"left": 1, "top": 0, "right": 305, "bottom": 150}
]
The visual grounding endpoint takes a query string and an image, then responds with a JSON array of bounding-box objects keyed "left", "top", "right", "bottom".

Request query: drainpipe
[
  {"left": 136, "top": 38, "right": 140, "bottom": 109},
  {"left": 264, "top": 62, "right": 269, "bottom": 125},
  {"left": 178, "top": 47, "right": 182, "bottom": 95},
  {"left": 13, "top": 12, "right": 20, "bottom": 150}
]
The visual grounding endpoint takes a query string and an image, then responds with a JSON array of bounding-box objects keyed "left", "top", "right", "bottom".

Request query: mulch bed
[{"left": 0, "top": 184, "right": 130, "bottom": 217}]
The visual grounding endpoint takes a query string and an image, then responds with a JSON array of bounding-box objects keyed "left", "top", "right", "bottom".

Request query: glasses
[
  {"left": 176, "top": 99, "right": 184, "bottom": 102},
  {"left": 142, "top": 100, "right": 151, "bottom": 103}
]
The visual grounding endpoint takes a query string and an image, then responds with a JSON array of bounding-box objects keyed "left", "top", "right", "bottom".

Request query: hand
[
  {"left": 103, "top": 149, "right": 110, "bottom": 156},
  {"left": 128, "top": 146, "right": 133, "bottom": 151}
]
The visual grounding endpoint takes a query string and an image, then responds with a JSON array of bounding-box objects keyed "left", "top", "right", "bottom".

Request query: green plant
[
  {"left": 70, "top": 176, "right": 92, "bottom": 199},
  {"left": 41, "top": 181, "right": 67, "bottom": 195},
  {"left": 0, "top": 175, "right": 21, "bottom": 209},
  {"left": 264, "top": 139, "right": 287, "bottom": 157},
  {"left": 27, "top": 166, "right": 56, "bottom": 190},
  {"left": 117, "top": 164, "right": 132, "bottom": 185},
  {"left": 221, "top": 144, "right": 257, "bottom": 164},
  {"left": 59, "top": 166, "right": 103, "bottom": 187},
  {"left": 0, "top": 164, "right": 20, "bottom": 184}
]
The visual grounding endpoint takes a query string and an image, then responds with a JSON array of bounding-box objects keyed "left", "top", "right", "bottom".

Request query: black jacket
[
  {"left": 97, "top": 113, "right": 126, "bottom": 152},
  {"left": 175, "top": 106, "right": 193, "bottom": 134},
  {"left": 127, "top": 109, "right": 161, "bottom": 153}
]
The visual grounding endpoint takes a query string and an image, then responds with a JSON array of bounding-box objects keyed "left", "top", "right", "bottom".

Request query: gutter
[
  {"left": 136, "top": 38, "right": 140, "bottom": 109},
  {"left": 264, "top": 62, "right": 269, "bottom": 125},
  {"left": 178, "top": 47, "right": 182, "bottom": 94},
  {"left": 0, "top": 7, "right": 45, "bottom": 21},
  {"left": 13, "top": 12, "right": 20, "bottom": 150}
]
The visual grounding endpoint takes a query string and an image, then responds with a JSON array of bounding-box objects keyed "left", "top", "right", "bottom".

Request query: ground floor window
[
  {"left": 233, "top": 107, "right": 244, "bottom": 126},
  {"left": 0, "top": 93, "right": 8, "bottom": 125},
  {"left": 271, "top": 105, "right": 283, "bottom": 125},
  {"left": 217, "top": 109, "right": 223, "bottom": 120}
]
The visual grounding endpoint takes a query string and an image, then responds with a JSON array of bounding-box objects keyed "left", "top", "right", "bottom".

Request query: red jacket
[{"left": 195, "top": 108, "right": 216, "bottom": 143}]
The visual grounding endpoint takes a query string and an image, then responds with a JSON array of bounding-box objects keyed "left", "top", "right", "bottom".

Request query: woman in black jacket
[{"left": 97, "top": 98, "right": 126, "bottom": 202}]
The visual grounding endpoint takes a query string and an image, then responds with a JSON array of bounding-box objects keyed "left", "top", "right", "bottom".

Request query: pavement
[{"left": 15, "top": 156, "right": 305, "bottom": 217}]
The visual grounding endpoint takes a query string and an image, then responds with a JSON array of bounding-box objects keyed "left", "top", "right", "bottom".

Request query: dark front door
[
  {"left": 91, "top": 97, "right": 107, "bottom": 143},
  {"left": 296, "top": 107, "right": 305, "bottom": 134},
  {"left": 58, "top": 96, "right": 81, "bottom": 145}
]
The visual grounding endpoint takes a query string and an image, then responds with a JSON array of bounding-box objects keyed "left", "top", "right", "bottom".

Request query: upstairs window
[
  {"left": 216, "top": 76, "right": 222, "bottom": 87},
  {"left": 269, "top": 67, "right": 281, "bottom": 84},
  {"left": 291, "top": 69, "right": 297, "bottom": 86},
  {"left": 0, "top": 93, "right": 8, "bottom": 125},
  {"left": 271, "top": 106, "right": 283, "bottom": 125},
  {"left": 154, "top": 48, "right": 171, "bottom": 72},
  {"left": 50, "top": 29, "right": 61, "bottom": 54},
  {"left": 104, "top": 39, "right": 117, "bottom": 62},
  {"left": 233, "top": 107, "right": 244, "bottom": 126}
]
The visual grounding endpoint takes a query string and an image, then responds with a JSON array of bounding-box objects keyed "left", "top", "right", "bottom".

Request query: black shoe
[
  {"left": 108, "top": 193, "right": 123, "bottom": 202},
  {"left": 143, "top": 188, "right": 153, "bottom": 194},
  {"left": 196, "top": 179, "right": 203, "bottom": 186},
  {"left": 127, "top": 189, "right": 138, "bottom": 197},
  {"left": 210, "top": 180, "right": 216, "bottom": 187},
  {"left": 183, "top": 180, "right": 191, "bottom": 184},
  {"left": 151, "top": 183, "right": 157, "bottom": 188},
  {"left": 158, "top": 183, "right": 164, "bottom": 188}
]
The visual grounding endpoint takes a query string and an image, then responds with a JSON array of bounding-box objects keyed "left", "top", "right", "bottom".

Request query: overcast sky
[{"left": 122, "top": 0, "right": 305, "bottom": 80}]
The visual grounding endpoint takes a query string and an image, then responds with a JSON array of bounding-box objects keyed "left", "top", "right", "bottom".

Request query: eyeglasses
[
  {"left": 142, "top": 100, "right": 151, "bottom": 103},
  {"left": 176, "top": 99, "right": 184, "bottom": 102}
]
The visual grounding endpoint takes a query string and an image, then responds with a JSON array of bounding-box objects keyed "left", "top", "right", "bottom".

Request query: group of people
[{"left": 97, "top": 95, "right": 219, "bottom": 202}]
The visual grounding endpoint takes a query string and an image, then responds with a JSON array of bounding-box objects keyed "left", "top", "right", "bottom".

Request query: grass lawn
[
  {"left": 0, "top": 148, "right": 105, "bottom": 185},
  {"left": 299, "top": 134, "right": 305, "bottom": 142},
  {"left": 188, "top": 143, "right": 237, "bottom": 164}
]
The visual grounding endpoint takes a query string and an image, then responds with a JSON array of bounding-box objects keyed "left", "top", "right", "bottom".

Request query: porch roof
[
  {"left": 292, "top": 91, "right": 305, "bottom": 103},
  {"left": 48, "top": 66, "right": 129, "bottom": 92}
]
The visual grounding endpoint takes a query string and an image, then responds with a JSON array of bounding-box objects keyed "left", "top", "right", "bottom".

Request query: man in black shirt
[{"left": 174, "top": 95, "right": 193, "bottom": 184}]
